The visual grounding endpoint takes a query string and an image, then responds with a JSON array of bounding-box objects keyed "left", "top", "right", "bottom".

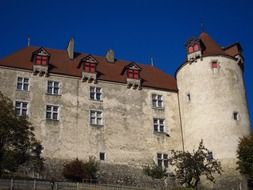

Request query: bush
[
  {"left": 143, "top": 161, "right": 167, "bottom": 179},
  {"left": 63, "top": 157, "right": 99, "bottom": 182}
]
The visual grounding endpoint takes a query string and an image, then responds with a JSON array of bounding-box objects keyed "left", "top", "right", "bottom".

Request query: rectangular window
[
  {"left": 153, "top": 118, "right": 165, "bottom": 133},
  {"left": 233, "top": 111, "right": 240, "bottom": 121},
  {"left": 36, "top": 55, "right": 48, "bottom": 65},
  {"left": 99, "top": 152, "right": 106, "bottom": 161},
  {"left": 127, "top": 69, "right": 139, "bottom": 79},
  {"left": 157, "top": 153, "right": 168, "bottom": 168},
  {"left": 90, "top": 87, "right": 102, "bottom": 101},
  {"left": 90, "top": 110, "right": 103, "bottom": 126},
  {"left": 17, "top": 77, "right": 29, "bottom": 91},
  {"left": 152, "top": 94, "right": 163, "bottom": 108},
  {"left": 187, "top": 93, "right": 191, "bottom": 102},
  {"left": 84, "top": 63, "right": 96, "bottom": 73},
  {"left": 47, "top": 81, "right": 60, "bottom": 95},
  {"left": 15, "top": 101, "right": 28, "bottom": 116},
  {"left": 46, "top": 105, "right": 59, "bottom": 120},
  {"left": 211, "top": 61, "right": 219, "bottom": 69}
]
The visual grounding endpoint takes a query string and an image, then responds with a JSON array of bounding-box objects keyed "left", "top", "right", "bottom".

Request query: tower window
[
  {"left": 187, "top": 93, "right": 191, "bottom": 102},
  {"left": 99, "top": 152, "right": 106, "bottom": 161},
  {"left": 211, "top": 61, "right": 219, "bottom": 69},
  {"left": 188, "top": 46, "right": 194, "bottom": 53},
  {"left": 127, "top": 69, "right": 140, "bottom": 79},
  {"left": 233, "top": 111, "right": 240, "bottom": 121},
  {"left": 193, "top": 44, "right": 199, "bottom": 51}
]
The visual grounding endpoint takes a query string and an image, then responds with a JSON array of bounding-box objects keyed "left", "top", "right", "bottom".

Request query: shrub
[
  {"left": 63, "top": 157, "right": 99, "bottom": 182},
  {"left": 143, "top": 161, "right": 167, "bottom": 179}
]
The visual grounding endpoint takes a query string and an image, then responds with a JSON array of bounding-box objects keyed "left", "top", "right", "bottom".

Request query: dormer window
[
  {"left": 194, "top": 44, "right": 199, "bottom": 51},
  {"left": 187, "top": 43, "right": 200, "bottom": 54},
  {"left": 32, "top": 47, "right": 50, "bottom": 76},
  {"left": 188, "top": 46, "right": 194, "bottom": 53},
  {"left": 124, "top": 62, "right": 142, "bottom": 90},
  {"left": 185, "top": 38, "right": 202, "bottom": 61},
  {"left": 79, "top": 55, "right": 98, "bottom": 83},
  {"left": 127, "top": 69, "right": 140, "bottom": 79},
  {"left": 84, "top": 62, "right": 96, "bottom": 73},
  {"left": 35, "top": 55, "right": 48, "bottom": 65}
]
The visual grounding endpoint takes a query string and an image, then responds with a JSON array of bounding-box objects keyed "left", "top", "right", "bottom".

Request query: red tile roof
[
  {"left": 199, "top": 32, "right": 229, "bottom": 56},
  {"left": 0, "top": 47, "right": 177, "bottom": 91},
  {"left": 176, "top": 32, "right": 242, "bottom": 76}
]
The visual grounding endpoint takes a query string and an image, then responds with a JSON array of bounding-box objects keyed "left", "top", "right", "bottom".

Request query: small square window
[
  {"left": 99, "top": 152, "right": 106, "bottom": 161},
  {"left": 211, "top": 61, "right": 219, "bottom": 69},
  {"left": 17, "top": 77, "right": 29, "bottom": 91},
  {"left": 153, "top": 118, "right": 165, "bottom": 133},
  {"left": 90, "top": 87, "right": 102, "bottom": 101},
  {"left": 15, "top": 101, "right": 28, "bottom": 117},
  {"left": 157, "top": 153, "right": 168, "bottom": 168},
  {"left": 46, "top": 105, "right": 59, "bottom": 120},
  {"left": 90, "top": 110, "right": 103, "bottom": 126},
  {"left": 47, "top": 81, "right": 60, "bottom": 95},
  {"left": 152, "top": 94, "right": 164, "bottom": 108},
  {"left": 233, "top": 111, "right": 240, "bottom": 121}
]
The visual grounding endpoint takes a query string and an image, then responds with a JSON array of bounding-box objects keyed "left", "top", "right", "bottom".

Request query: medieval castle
[{"left": 0, "top": 32, "right": 251, "bottom": 188}]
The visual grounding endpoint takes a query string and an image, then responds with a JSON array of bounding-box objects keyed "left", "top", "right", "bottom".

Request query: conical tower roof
[{"left": 199, "top": 32, "right": 228, "bottom": 56}]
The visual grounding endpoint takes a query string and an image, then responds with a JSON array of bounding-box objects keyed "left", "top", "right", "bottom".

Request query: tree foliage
[
  {"left": 143, "top": 161, "right": 168, "bottom": 179},
  {"left": 0, "top": 91, "right": 44, "bottom": 176},
  {"left": 237, "top": 134, "right": 253, "bottom": 179},
  {"left": 169, "top": 140, "right": 222, "bottom": 189},
  {"left": 63, "top": 157, "right": 99, "bottom": 182}
]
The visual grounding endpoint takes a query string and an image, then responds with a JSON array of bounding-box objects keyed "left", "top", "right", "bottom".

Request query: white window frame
[
  {"left": 15, "top": 100, "right": 28, "bottom": 117},
  {"left": 17, "top": 77, "right": 29, "bottom": 91},
  {"left": 153, "top": 118, "right": 165, "bottom": 133},
  {"left": 90, "top": 86, "right": 102, "bottom": 101},
  {"left": 47, "top": 81, "right": 60, "bottom": 95},
  {"left": 90, "top": 110, "right": 103, "bottom": 126},
  {"left": 152, "top": 94, "right": 164, "bottom": 108},
  {"left": 157, "top": 153, "right": 169, "bottom": 168},
  {"left": 46, "top": 104, "right": 60, "bottom": 120}
]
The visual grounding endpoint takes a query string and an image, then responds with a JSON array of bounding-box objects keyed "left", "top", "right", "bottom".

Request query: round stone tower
[{"left": 176, "top": 32, "right": 251, "bottom": 185}]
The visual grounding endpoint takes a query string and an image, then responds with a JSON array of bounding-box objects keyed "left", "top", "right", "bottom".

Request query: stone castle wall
[{"left": 0, "top": 67, "right": 182, "bottom": 167}]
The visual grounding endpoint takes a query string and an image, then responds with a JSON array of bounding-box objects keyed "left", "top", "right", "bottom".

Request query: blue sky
[{"left": 0, "top": 0, "right": 252, "bottom": 125}]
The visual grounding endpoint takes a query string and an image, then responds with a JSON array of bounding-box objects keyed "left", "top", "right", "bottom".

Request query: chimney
[
  {"left": 67, "top": 38, "right": 74, "bottom": 59},
  {"left": 105, "top": 49, "right": 115, "bottom": 63}
]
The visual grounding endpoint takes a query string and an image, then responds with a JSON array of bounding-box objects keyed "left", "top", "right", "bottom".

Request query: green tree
[
  {"left": 63, "top": 157, "right": 99, "bottom": 182},
  {"left": 0, "top": 91, "right": 44, "bottom": 176},
  {"left": 169, "top": 140, "right": 222, "bottom": 189},
  {"left": 237, "top": 134, "right": 253, "bottom": 179},
  {"left": 143, "top": 161, "right": 168, "bottom": 179}
]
